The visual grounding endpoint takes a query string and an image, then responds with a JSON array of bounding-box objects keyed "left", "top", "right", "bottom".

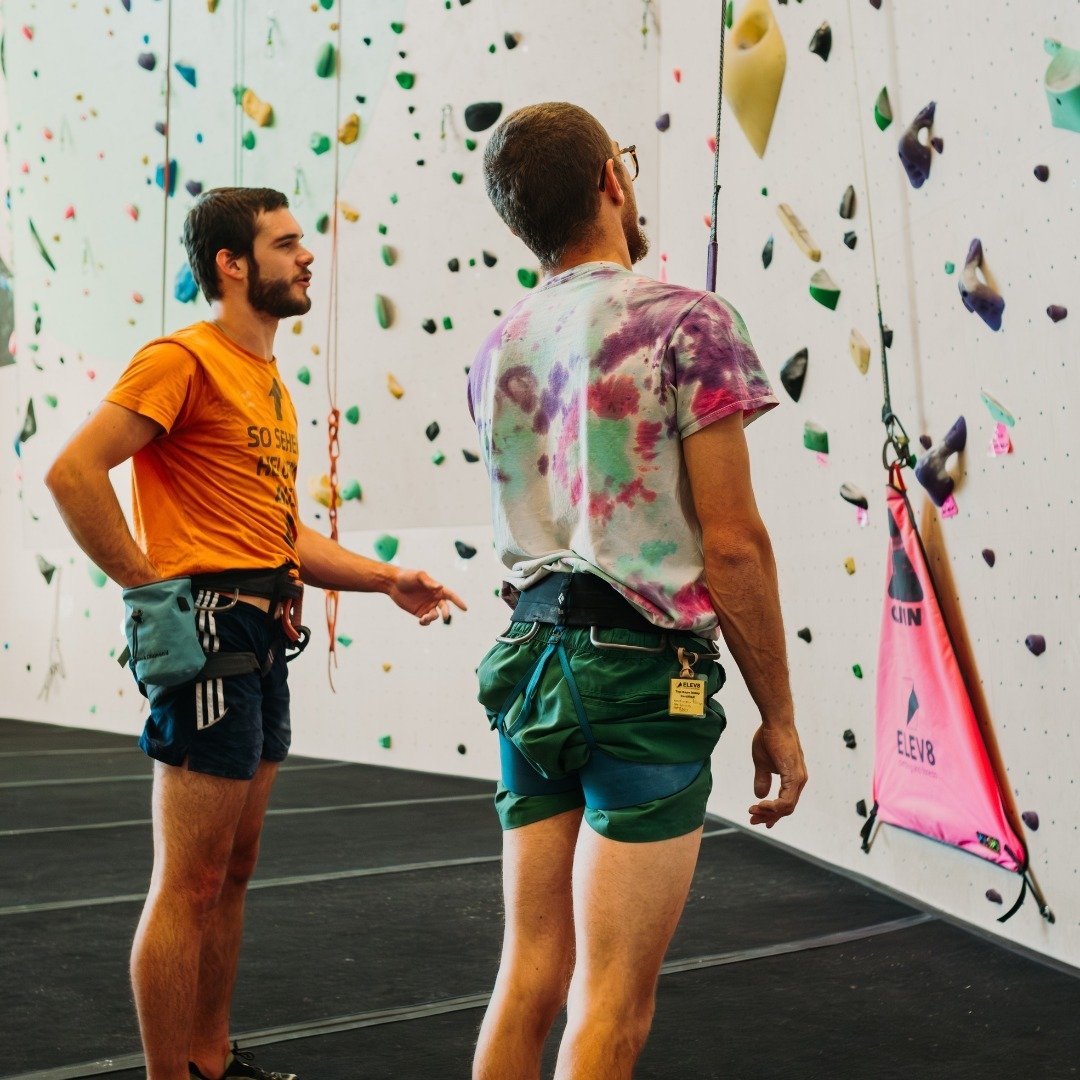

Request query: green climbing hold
[
  {"left": 345, "top": 405, "right": 361, "bottom": 424},
  {"left": 517, "top": 268, "right": 539, "bottom": 288},
  {"left": 390, "top": 21, "right": 405, "bottom": 33},
  {"left": 242, "top": 131, "right": 256, "bottom": 150},
  {"left": 432, "top": 451, "right": 446, "bottom": 465},
  {"left": 760, "top": 186, "right": 768, "bottom": 197},
  {"left": 803, "top": 421, "right": 829, "bottom": 454},
  {"left": 232, "top": 84, "right": 246, "bottom": 105},
  {"left": 852, "top": 663, "right": 864, "bottom": 679},
  {"left": 396, "top": 72, "right": 415, "bottom": 90},
  {"left": 374, "top": 534, "right": 399, "bottom": 562},
  {"left": 809, "top": 269, "right": 840, "bottom": 310},
  {"left": 488, "top": 43, "right": 496, "bottom": 54},
  {"left": 465, "top": 138, "right": 477, "bottom": 151},
  {"left": 378, "top": 735, "right": 392, "bottom": 748},
  {"left": 310, "top": 133, "right": 332, "bottom": 155},
  {"left": 319, "top": 0, "right": 334, "bottom": 8},
  {"left": 340, "top": 479, "right": 362, "bottom": 501},
  {"left": 378, "top": 223, "right": 388, "bottom": 235},
  {"left": 88, "top": 563, "right": 108, "bottom": 588},
  {"left": 316, "top": 43, "right": 336, "bottom": 79},
  {"left": 389, "top": 193, "right": 399, "bottom": 204},
  {"left": 336, "top": 634, "right": 353, "bottom": 646},
  {"left": 451, "top": 171, "right": 464, "bottom": 184},
  {"left": 375, "top": 294, "right": 392, "bottom": 329},
  {"left": 296, "top": 367, "right": 311, "bottom": 385},
  {"left": 874, "top": 87, "right": 893, "bottom": 131},
  {"left": 725, "top": 1, "right": 733, "bottom": 29},
  {"left": 944, "top": 261, "right": 955, "bottom": 274},
  {"left": 442, "top": 316, "right": 453, "bottom": 330},
  {"left": 316, "top": 213, "right": 330, "bottom": 234},
  {"left": 381, "top": 244, "right": 396, "bottom": 266},
  {"left": 44, "top": 394, "right": 57, "bottom": 408}
]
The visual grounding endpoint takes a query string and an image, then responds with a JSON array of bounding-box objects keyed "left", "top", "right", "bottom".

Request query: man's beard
[
  {"left": 622, "top": 198, "right": 649, "bottom": 265},
  {"left": 247, "top": 256, "right": 311, "bottom": 318}
]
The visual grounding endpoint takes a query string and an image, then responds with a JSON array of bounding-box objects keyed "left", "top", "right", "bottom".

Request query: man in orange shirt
[{"left": 46, "top": 187, "right": 466, "bottom": 1080}]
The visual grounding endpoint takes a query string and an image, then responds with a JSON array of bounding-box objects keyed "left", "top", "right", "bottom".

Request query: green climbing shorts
[{"left": 476, "top": 622, "right": 727, "bottom": 843}]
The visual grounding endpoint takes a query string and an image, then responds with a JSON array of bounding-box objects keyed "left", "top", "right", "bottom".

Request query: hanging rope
[
  {"left": 704, "top": 1, "right": 729, "bottom": 292},
  {"left": 323, "top": 7, "right": 345, "bottom": 689},
  {"left": 232, "top": 0, "right": 248, "bottom": 186},
  {"left": 159, "top": 0, "right": 174, "bottom": 336}
]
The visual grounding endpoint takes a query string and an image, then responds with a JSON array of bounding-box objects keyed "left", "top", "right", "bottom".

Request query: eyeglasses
[{"left": 599, "top": 145, "right": 639, "bottom": 191}]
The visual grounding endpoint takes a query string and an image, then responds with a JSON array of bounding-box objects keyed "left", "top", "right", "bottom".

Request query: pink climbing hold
[
  {"left": 673, "top": 68, "right": 682, "bottom": 83},
  {"left": 63, "top": 206, "right": 75, "bottom": 220},
  {"left": 707, "top": 135, "right": 717, "bottom": 154},
  {"left": 43, "top": 128, "right": 54, "bottom": 141},
  {"left": 125, "top": 205, "right": 139, "bottom": 221},
  {"left": 21, "top": 25, "right": 34, "bottom": 40},
  {"left": 132, "top": 292, "right": 144, "bottom": 305}
]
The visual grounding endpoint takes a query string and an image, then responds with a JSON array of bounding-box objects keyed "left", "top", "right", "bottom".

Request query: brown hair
[
  {"left": 482, "top": 103, "right": 614, "bottom": 271},
  {"left": 182, "top": 187, "right": 290, "bottom": 302}
]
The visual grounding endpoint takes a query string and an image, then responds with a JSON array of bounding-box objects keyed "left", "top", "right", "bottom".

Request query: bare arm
[
  {"left": 295, "top": 522, "right": 467, "bottom": 626},
  {"left": 45, "top": 402, "right": 164, "bottom": 589},
  {"left": 683, "top": 413, "right": 807, "bottom": 827}
]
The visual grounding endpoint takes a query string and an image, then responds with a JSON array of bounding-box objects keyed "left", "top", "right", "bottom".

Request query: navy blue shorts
[{"left": 138, "top": 595, "right": 291, "bottom": 781}]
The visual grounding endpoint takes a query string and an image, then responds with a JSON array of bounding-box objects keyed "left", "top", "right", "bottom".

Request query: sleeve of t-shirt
[
  {"left": 104, "top": 341, "right": 200, "bottom": 434},
  {"left": 667, "top": 293, "right": 779, "bottom": 439}
]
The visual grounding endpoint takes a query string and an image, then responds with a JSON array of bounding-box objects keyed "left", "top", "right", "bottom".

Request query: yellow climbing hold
[
  {"left": 338, "top": 113, "right": 360, "bottom": 144},
  {"left": 849, "top": 327, "right": 870, "bottom": 374},
  {"left": 776, "top": 204, "right": 820, "bottom": 261},
  {"left": 723, "top": 0, "right": 787, "bottom": 158},
  {"left": 387, "top": 373, "right": 405, "bottom": 398},
  {"left": 308, "top": 474, "right": 342, "bottom": 509},
  {"left": 339, "top": 201, "right": 360, "bottom": 222},
  {"left": 242, "top": 89, "right": 274, "bottom": 127},
  {"left": 843, "top": 557, "right": 856, "bottom": 575}
]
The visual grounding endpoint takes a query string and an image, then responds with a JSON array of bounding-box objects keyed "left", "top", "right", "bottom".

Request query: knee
[
  {"left": 499, "top": 950, "right": 573, "bottom": 1027},
  {"left": 224, "top": 835, "right": 263, "bottom": 889},
  {"left": 163, "top": 867, "right": 229, "bottom": 922},
  {"left": 568, "top": 978, "right": 656, "bottom": 1049}
]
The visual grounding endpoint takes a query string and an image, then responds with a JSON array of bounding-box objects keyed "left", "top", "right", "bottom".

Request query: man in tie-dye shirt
[{"left": 468, "top": 103, "right": 807, "bottom": 1080}]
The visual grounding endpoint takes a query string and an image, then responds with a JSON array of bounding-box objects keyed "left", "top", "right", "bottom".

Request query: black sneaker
[{"left": 189, "top": 1042, "right": 298, "bottom": 1080}]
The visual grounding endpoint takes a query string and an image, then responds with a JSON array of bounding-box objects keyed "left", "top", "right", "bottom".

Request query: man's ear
[
  {"left": 600, "top": 159, "right": 625, "bottom": 206},
  {"left": 215, "top": 248, "right": 246, "bottom": 285}
]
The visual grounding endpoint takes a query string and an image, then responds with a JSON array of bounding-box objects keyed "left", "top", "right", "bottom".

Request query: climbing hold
[
  {"left": 980, "top": 389, "right": 1015, "bottom": 427},
  {"left": 464, "top": 101, "right": 503, "bottom": 132},
  {"left": 843, "top": 557, "right": 856, "bottom": 575},
  {"left": 387, "top": 373, "right": 405, "bottom": 398},
  {"left": 944, "top": 261, "right": 955, "bottom": 274},
  {"left": 432, "top": 451, "right": 446, "bottom": 466},
  {"left": 986, "top": 889, "right": 1003, "bottom": 905},
  {"left": 809, "top": 269, "right": 840, "bottom": 310},
  {"left": 482, "top": 250, "right": 498, "bottom": 267},
  {"left": 390, "top": 20, "right": 405, "bottom": 33},
  {"left": 380, "top": 245, "right": 396, "bottom": 266},
  {"left": 174, "top": 263, "right": 198, "bottom": 303},
  {"left": 339, "top": 203, "right": 360, "bottom": 222},
  {"left": 425, "top": 421, "right": 440, "bottom": 441},
  {"left": 1021, "top": 810, "right": 1040, "bottom": 831},
  {"left": 852, "top": 663, "right": 863, "bottom": 679},
  {"left": 958, "top": 239, "right": 1004, "bottom": 331},
  {"left": 338, "top": 113, "right": 360, "bottom": 144},
  {"left": 839, "top": 184, "right": 855, "bottom": 219},
  {"left": 840, "top": 484, "right": 869, "bottom": 511},
  {"left": 374, "top": 534, "right": 400, "bottom": 562},
  {"left": 1024, "top": 634, "right": 1046, "bottom": 657},
  {"left": 843, "top": 231, "right": 857, "bottom": 250},
  {"left": 776, "top": 204, "right": 820, "bottom": 261},
  {"left": 175, "top": 62, "right": 197, "bottom": 87},
  {"left": 982, "top": 549, "right": 995, "bottom": 567},
  {"left": 316, "top": 214, "right": 330, "bottom": 234},
  {"left": 375, "top": 295, "right": 393, "bottom": 329},
  {"left": 378, "top": 735, "right": 392, "bottom": 749},
  {"left": 930, "top": 136, "right": 944, "bottom": 154},
  {"left": 779, "top": 348, "right": 808, "bottom": 402},
  {"left": 185, "top": 180, "right": 203, "bottom": 197},
  {"left": 1034, "top": 164, "right": 1050, "bottom": 182},
  {"left": 455, "top": 541, "right": 477, "bottom": 559},
  {"left": 898, "top": 101, "right": 936, "bottom": 188},
  {"left": 36, "top": 555, "right": 57, "bottom": 585},
  {"left": 138, "top": 52, "right": 157, "bottom": 72},
  {"left": 310, "top": 133, "right": 332, "bottom": 155},
  {"left": 422, "top": 318, "right": 437, "bottom": 334},
  {"left": 242, "top": 90, "right": 273, "bottom": 127},
  {"left": 457, "top": 744, "right": 468, "bottom": 755},
  {"left": 296, "top": 367, "right": 311, "bottom": 385},
  {"left": 849, "top": 328, "right": 870, "bottom": 374},
  {"left": 316, "top": 43, "right": 336, "bottom": 79},
  {"left": 451, "top": 171, "right": 464, "bottom": 185},
  {"left": 345, "top": 405, "right": 360, "bottom": 425},
  {"left": 723, "top": 0, "right": 786, "bottom": 158},
  {"left": 340, "top": 479, "right": 362, "bottom": 502},
  {"left": 803, "top": 421, "right": 829, "bottom": 454},
  {"left": 914, "top": 416, "right": 966, "bottom": 507},
  {"left": 517, "top": 268, "right": 539, "bottom": 288},
  {"left": 28, "top": 219, "right": 56, "bottom": 270},
  {"left": 504, "top": 31, "right": 520, "bottom": 49},
  {"left": 809, "top": 23, "right": 832, "bottom": 62},
  {"left": 124, "top": 204, "right": 139, "bottom": 221},
  {"left": 761, "top": 235, "right": 774, "bottom": 268},
  {"left": 442, "top": 316, "right": 453, "bottom": 330},
  {"left": 336, "top": 634, "right": 353, "bottom": 647},
  {"left": 1043, "top": 38, "right": 1080, "bottom": 133},
  {"left": 462, "top": 449, "right": 480, "bottom": 463},
  {"left": 842, "top": 729, "right": 856, "bottom": 749},
  {"left": 1047, "top": 304, "right": 1068, "bottom": 322},
  {"left": 856, "top": 799, "right": 868, "bottom": 818},
  {"left": 918, "top": 434, "right": 932, "bottom": 451},
  {"left": 448, "top": 258, "right": 460, "bottom": 272},
  {"left": 873, "top": 87, "right": 892, "bottom": 130},
  {"left": 17, "top": 399, "right": 36, "bottom": 446},
  {"left": 796, "top": 627, "right": 812, "bottom": 643},
  {"left": 882, "top": 326, "right": 894, "bottom": 348},
  {"left": 155, "top": 160, "right": 178, "bottom": 196},
  {"left": 88, "top": 564, "right": 108, "bottom": 588},
  {"left": 242, "top": 131, "right": 256, "bottom": 151},
  {"left": 395, "top": 71, "right": 415, "bottom": 90},
  {"left": 308, "top": 474, "right": 341, "bottom": 509},
  {"left": 655, "top": 113, "right": 671, "bottom": 132}
]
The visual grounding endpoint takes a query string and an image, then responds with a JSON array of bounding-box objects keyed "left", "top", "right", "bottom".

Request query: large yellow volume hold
[{"left": 723, "top": 0, "right": 786, "bottom": 158}]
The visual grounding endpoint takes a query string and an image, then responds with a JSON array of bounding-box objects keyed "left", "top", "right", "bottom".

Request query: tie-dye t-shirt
[{"left": 467, "top": 261, "right": 778, "bottom": 633}]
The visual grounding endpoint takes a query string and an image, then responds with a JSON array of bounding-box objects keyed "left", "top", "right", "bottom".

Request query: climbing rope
[
  {"left": 704, "top": 1, "right": 729, "bottom": 292},
  {"left": 323, "top": 7, "right": 345, "bottom": 689},
  {"left": 159, "top": 0, "right": 174, "bottom": 336}
]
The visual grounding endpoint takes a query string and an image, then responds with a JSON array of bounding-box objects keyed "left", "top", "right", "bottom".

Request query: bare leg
[
  {"left": 130, "top": 762, "right": 251, "bottom": 1080},
  {"left": 188, "top": 760, "right": 279, "bottom": 1079},
  {"left": 473, "top": 807, "right": 584, "bottom": 1080},
  {"left": 553, "top": 826, "right": 703, "bottom": 1080}
]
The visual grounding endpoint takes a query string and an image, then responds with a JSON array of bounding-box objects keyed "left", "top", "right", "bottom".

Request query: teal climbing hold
[
  {"left": 316, "top": 43, "right": 336, "bottom": 79},
  {"left": 175, "top": 62, "right": 197, "bottom": 87},
  {"left": 175, "top": 263, "right": 198, "bottom": 303},
  {"left": 340, "top": 479, "right": 362, "bottom": 501},
  {"left": 336, "top": 634, "right": 353, "bottom": 646},
  {"left": 380, "top": 244, "right": 396, "bottom": 266},
  {"left": 155, "top": 160, "right": 178, "bottom": 195},
  {"left": 1044, "top": 38, "right": 1080, "bottom": 133},
  {"left": 345, "top": 405, "right": 361, "bottom": 424},
  {"left": 88, "top": 563, "right": 108, "bottom": 588},
  {"left": 374, "top": 534, "right": 399, "bottom": 562},
  {"left": 242, "top": 131, "right": 256, "bottom": 150},
  {"left": 310, "top": 132, "right": 331, "bottom": 155},
  {"left": 297, "top": 367, "right": 311, "bottom": 385}
]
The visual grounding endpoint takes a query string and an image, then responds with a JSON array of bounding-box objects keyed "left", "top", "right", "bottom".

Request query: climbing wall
[{"left": 0, "top": 0, "right": 1077, "bottom": 967}]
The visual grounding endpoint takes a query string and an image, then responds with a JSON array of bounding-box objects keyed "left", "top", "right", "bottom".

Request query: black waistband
[
  {"left": 511, "top": 572, "right": 658, "bottom": 633},
  {"left": 188, "top": 565, "right": 301, "bottom": 603}
]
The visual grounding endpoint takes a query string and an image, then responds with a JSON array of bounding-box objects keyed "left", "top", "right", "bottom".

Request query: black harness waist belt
[
  {"left": 511, "top": 572, "right": 659, "bottom": 633},
  {"left": 189, "top": 564, "right": 302, "bottom": 604}
]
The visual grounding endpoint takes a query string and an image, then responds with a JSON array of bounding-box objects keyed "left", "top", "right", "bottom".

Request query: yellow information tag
[{"left": 669, "top": 677, "right": 707, "bottom": 718}]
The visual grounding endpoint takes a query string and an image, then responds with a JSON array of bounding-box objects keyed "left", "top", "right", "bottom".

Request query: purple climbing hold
[
  {"left": 869, "top": 0, "right": 882, "bottom": 8},
  {"left": 986, "top": 889, "right": 1003, "bottom": 905},
  {"left": 121, "top": 0, "right": 132, "bottom": 9},
  {"left": 981, "top": 548, "right": 995, "bottom": 567},
  {"left": 1021, "top": 810, "right": 1040, "bottom": 831},
  {"left": 1047, "top": 304, "right": 1067, "bottom": 322},
  {"left": 655, "top": 113, "right": 671, "bottom": 132},
  {"left": 842, "top": 729, "right": 856, "bottom": 749},
  {"left": 914, "top": 416, "right": 966, "bottom": 507},
  {"left": 138, "top": 52, "right": 157, "bottom": 71},
  {"left": 897, "top": 101, "right": 936, "bottom": 189},
  {"left": 185, "top": 179, "right": 203, "bottom": 197},
  {"left": 930, "top": 136, "right": 944, "bottom": 153},
  {"left": 958, "top": 239, "right": 1005, "bottom": 331},
  {"left": 1025, "top": 634, "right": 1046, "bottom": 657},
  {"left": 1034, "top": 164, "right": 1050, "bottom": 182}
]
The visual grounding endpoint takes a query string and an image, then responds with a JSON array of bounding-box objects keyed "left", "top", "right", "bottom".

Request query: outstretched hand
[
  {"left": 748, "top": 722, "right": 808, "bottom": 828},
  {"left": 388, "top": 568, "right": 468, "bottom": 626}
]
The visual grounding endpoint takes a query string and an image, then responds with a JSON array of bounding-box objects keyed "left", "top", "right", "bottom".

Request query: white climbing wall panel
[{"left": 0, "top": 0, "right": 1076, "bottom": 966}]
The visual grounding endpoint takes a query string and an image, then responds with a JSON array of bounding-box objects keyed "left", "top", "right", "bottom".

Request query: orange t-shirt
[{"left": 105, "top": 321, "right": 301, "bottom": 579}]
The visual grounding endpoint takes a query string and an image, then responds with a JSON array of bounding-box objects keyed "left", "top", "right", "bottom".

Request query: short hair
[
  {"left": 482, "top": 103, "right": 614, "bottom": 271},
  {"left": 182, "top": 187, "right": 290, "bottom": 302}
]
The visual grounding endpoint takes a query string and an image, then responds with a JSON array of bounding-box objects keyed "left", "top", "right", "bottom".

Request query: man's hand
[
  {"left": 748, "top": 722, "right": 808, "bottom": 828},
  {"left": 388, "top": 569, "right": 468, "bottom": 626}
]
